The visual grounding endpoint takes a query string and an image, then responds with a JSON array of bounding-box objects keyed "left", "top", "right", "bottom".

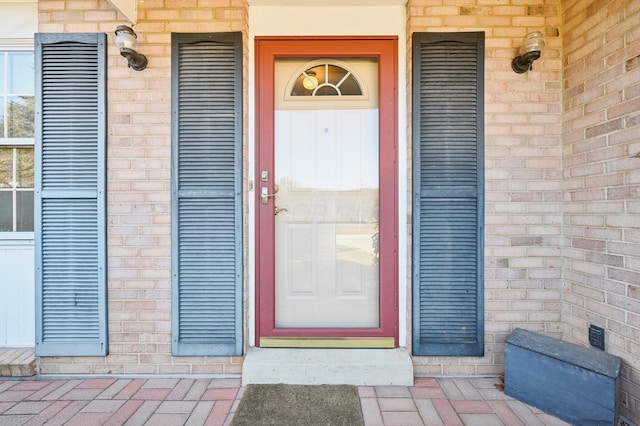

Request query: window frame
[{"left": 0, "top": 43, "right": 35, "bottom": 238}]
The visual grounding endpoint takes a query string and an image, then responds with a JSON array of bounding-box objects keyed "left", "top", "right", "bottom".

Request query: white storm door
[
  {"left": 255, "top": 37, "right": 398, "bottom": 347},
  {"left": 273, "top": 58, "right": 380, "bottom": 329}
]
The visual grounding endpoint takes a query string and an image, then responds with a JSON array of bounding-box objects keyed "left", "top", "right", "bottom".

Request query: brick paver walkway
[{"left": 0, "top": 376, "right": 568, "bottom": 425}]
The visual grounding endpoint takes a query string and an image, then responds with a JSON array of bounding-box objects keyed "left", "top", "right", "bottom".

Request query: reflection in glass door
[{"left": 273, "top": 58, "right": 380, "bottom": 328}]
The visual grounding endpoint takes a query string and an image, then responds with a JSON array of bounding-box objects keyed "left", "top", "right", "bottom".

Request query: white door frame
[{"left": 247, "top": 0, "right": 408, "bottom": 348}]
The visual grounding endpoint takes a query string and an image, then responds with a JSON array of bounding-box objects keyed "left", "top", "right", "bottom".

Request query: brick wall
[
  {"left": 35, "top": 2, "right": 639, "bottom": 421},
  {"left": 37, "top": 0, "right": 567, "bottom": 377},
  {"left": 562, "top": 0, "right": 640, "bottom": 422},
  {"left": 38, "top": 0, "right": 248, "bottom": 375},
  {"left": 407, "top": 0, "right": 564, "bottom": 376}
]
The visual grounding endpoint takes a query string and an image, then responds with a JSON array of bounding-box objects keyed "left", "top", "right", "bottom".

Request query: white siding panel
[
  {"left": 0, "top": 240, "right": 35, "bottom": 346},
  {"left": 0, "top": 2, "right": 37, "bottom": 40}
]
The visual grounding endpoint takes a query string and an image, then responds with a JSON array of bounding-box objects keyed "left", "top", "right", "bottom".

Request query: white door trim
[{"left": 247, "top": 3, "right": 408, "bottom": 348}]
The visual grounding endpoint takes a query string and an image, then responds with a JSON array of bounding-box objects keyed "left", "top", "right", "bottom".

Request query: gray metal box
[{"left": 505, "top": 328, "right": 621, "bottom": 425}]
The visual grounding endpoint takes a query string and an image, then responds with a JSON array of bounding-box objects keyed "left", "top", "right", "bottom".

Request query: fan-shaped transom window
[{"left": 291, "top": 62, "right": 363, "bottom": 96}]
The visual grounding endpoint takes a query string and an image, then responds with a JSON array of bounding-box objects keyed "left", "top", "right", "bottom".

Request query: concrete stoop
[
  {"left": 242, "top": 347, "right": 414, "bottom": 386},
  {"left": 0, "top": 347, "right": 38, "bottom": 377}
]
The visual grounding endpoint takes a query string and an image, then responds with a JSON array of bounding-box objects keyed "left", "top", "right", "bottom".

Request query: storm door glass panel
[{"left": 274, "top": 58, "right": 380, "bottom": 328}]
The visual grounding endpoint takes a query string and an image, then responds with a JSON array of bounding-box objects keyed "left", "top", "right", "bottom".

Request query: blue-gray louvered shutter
[
  {"left": 171, "top": 33, "right": 243, "bottom": 356},
  {"left": 34, "top": 33, "right": 107, "bottom": 356},
  {"left": 412, "top": 32, "right": 485, "bottom": 356}
]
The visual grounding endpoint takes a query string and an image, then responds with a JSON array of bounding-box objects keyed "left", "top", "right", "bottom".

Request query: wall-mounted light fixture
[
  {"left": 114, "top": 25, "right": 147, "bottom": 71},
  {"left": 512, "top": 31, "right": 545, "bottom": 73}
]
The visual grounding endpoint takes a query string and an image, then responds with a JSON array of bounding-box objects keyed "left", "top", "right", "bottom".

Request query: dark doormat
[{"left": 231, "top": 384, "right": 364, "bottom": 426}]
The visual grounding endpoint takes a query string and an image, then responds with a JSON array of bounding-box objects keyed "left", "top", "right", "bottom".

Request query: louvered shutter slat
[
  {"left": 171, "top": 33, "right": 243, "bottom": 356},
  {"left": 412, "top": 33, "right": 484, "bottom": 356},
  {"left": 35, "top": 33, "right": 107, "bottom": 356}
]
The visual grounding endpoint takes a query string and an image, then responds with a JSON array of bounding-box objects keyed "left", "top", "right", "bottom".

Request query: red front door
[{"left": 255, "top": 37, "right": 398, "bottom": 347}]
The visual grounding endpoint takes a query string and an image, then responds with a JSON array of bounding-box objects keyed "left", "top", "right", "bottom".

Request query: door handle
[
  {"left": 274, "top": 206, "right": 288, "bottom": 216},
  {"left": 261, "top": 186, "right": 278, "bottom": 204}
]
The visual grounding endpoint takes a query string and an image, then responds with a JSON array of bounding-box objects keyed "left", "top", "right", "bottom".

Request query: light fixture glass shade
[
  {"left": 114, "top": 25, "right": 147, "bottom": 71},
  {"left": 114, "top": 26, "right": 139, "bottom": 51},
  {"left": 512, "top": 31, "right": 545, "bottom": 73},
  {"left": 519, "top": 31, "right": 545, "bottom": 55}
]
